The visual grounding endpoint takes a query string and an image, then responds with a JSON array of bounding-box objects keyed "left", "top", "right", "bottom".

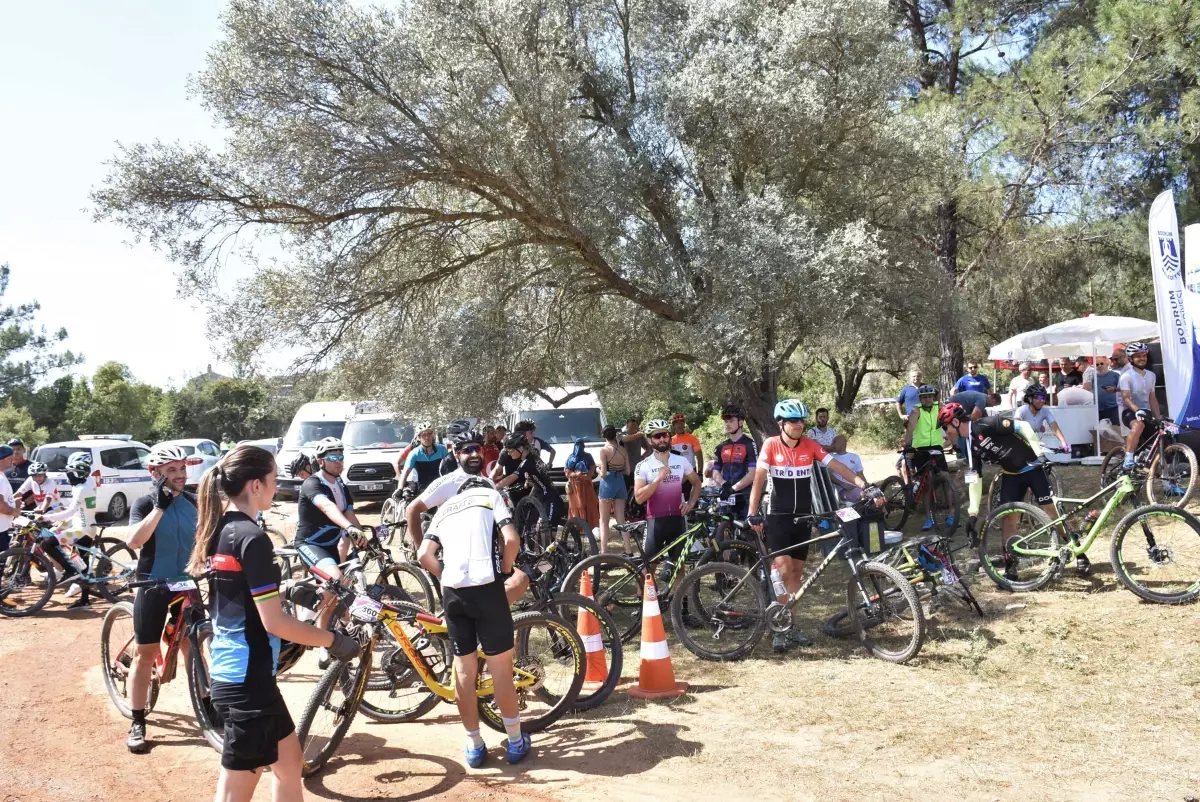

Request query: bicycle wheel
[
  {"left": 100, "top": 600, "right": 159, "bottom": 718},
  {"left": 94, "top": 538, "right": 137, "bottom": 600},
  {"left": 546, "top": 592, "right": 622, "bottom": 710},
  {"left": 514, "top": 495, "right": 548, "bottom": 549},
  {"left": 695, "top": 539, "right": 765, "bottom": 617},
  {"left": 878, "top": 476, "right": 909, "bottom": 530},
  {"left": 0, "top": 547, "right": 55, "bottom": 617},
  {"left": 477, "top": 611, "right": 585, "bottom": 734},
  {"left": 987, "top": 473, "right": 1003, "bottom": 514},
  {"left": 560, "top": 553, "right": 644, "bottom": 644},
  {"left": 561, "top": 517, "right": 598, "bottom": 562},
  {"left": 296, "top": 639, "right": 375, "bottom": 777},
  {"left": 1110, "top": 504, "right": 1200, "bottom": 604},
  {"left": 186, "top": 621, "right": 224, "bottom": 751},
  {"left": 978, "top": 502, "right": 1059, "bottom": 592},
  {"left": 358, "top": 595, "right": 448, "bottom": 723},
  {"left": 927, "top": 473, "right": 960, "bottom": 537},
  {"left": 846, "top": 561, "right": 925, "bottom": 664},
  {"left": 821, "top": 608, "right": 855, "bottom": 638},
  {"left": 669, "top": 561, "right": 768, "bottom": 662},
  {"left": 1101, "top": 448, "right": 1132, "bottom": 500},
  {"left": 1146, "top": 443, "right": 1198, "bottom": 507},
  {"left": 380, "top": 563, "right": 438, "bottom": 613}
]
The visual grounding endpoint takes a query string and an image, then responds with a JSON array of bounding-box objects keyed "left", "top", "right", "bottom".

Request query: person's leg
[
  {"left": 269, "top": 732, "right": 305, "bottom": 802},
  {"left": 214, "top": 767, "right": 263, "bottom": 802},
  {"left": 452, "top": 654, "right": 481, "bottom": 732},
  {"left": 613, "top": 499, "right": 629, "bottom": 553},
  {"left": 503, "top": 569, "right": 530, "bottom": 605},
  {"left": 598, "top": 498, "right": 611, "bottom": 553}
]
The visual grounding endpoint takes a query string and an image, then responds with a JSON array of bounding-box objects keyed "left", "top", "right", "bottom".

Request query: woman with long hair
[
  {"left": 597, "top": 426, "right": 629, "bottom": 553},
  {"left": 187, "top": 446, "right": 360, "bottom": 802}
]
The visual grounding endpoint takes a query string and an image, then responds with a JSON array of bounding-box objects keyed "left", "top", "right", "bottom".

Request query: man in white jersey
[{"left": 1118, "top": 342, "right": 1160, "bottom": 469}]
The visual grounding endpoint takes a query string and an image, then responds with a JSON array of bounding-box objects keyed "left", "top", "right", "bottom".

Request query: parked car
[
  {"left": 31, "top": 435, "right": 154, "bottom": 522},
  {"left": 152, "top": 438, "right": 220, "bottom": 489},
  {"left": 342, "top": 406, "right": 412, "bottom": 501},
  {"left": 238, "top": 437, "right": 282, "bottom": 457}
]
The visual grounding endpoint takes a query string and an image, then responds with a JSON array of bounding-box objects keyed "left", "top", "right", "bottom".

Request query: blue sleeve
[
  {"left": 436, "top": 444, "right": 449, "bottom": 460},
  {"left": 952, "top": 377, "right": 965, "bottom": 393},
  {"left": 404, "top": 451, "right": 418, "bottom": 469}
]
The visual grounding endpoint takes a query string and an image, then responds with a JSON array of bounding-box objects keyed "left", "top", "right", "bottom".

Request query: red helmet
[
  {"left": 937, "top": 402, "right": 968, "bottom": 427},
  {"left": 670, "top": 413, "right": 686, "bottom": 423}
]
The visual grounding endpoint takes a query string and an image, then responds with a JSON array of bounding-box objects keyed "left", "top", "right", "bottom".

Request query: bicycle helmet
[
  {"left": 457, "top": 476, "right": 496, "bottom": 494},
  {"left": 1023, "top": 383, "right": 1049, "bottom": 403},
  {"left": 414, "top": 422, "right": 435, "bottom": 436},
  {"left": 452, "top": 428, "right": 484, "bottom": 449},
  {"left": 644, "top": 418, "right": 671, "bottom": 434},
  {"left": 670, "top": 412, "right": 686, "bottom": 423},
  {"left": 502, "top": 432, "right": 528, "bottom": 451},
  {"left": 773, "top": 399, "right": 809, "bottom": 420},
  {"left": 288, "top": 452, "right": 314, "bottom": 477},
  {"left": 65, "top": 451, "right": 93, "bottom": 479},
  {"left": 937, "top": 402, "right": 968, "bottom": 427},
  {"left": 1127, "top": 341, "right": 1151, "bottom": 355},
  {"left": 917, "top": 384, "right": 938, "bottom": 397},
  {"left": 515, "top": 419, "right": 536, "bottom": 433},
  {"left": 148, "top": 444, "right": 189, "bottom": 467},
  {"left": 27, "top": 461, "right": 47, "bottom": 476},
  {"left": 314, "top": 437, "right": 344, "bottom": 458},
  {"left": 721, "top": 403, "right": 746, "bottom": 419}
]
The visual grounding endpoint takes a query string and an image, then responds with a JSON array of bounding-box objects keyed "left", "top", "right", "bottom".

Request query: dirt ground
[{"left": 3, "top": 458, "right": 1200, "bottom": 801}]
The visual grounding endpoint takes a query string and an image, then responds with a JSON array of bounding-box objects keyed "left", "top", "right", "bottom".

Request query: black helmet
[
  {"left": 457, "top": 476, "right": 495, "bottom": 494},
  {"left": 1023, "top": 383, "right": 1049, "bottom": 402},
  {"left": 514, "top": 419, "right": 536, "bottom": 433},
  {"left": 502, "top": 432, "right": 527, "bottom": 451},
  {"left": 917, "top": 384, "right": 938, "bottom": 396},
  {"left": 452, "top": 429, "right": 484, "bottom": 450},
  {"left": 289, "top": 452, "right": 313, "bottom": 477},
  {"left": 721, "top": 403, "right": 746, "bottom": 419}
]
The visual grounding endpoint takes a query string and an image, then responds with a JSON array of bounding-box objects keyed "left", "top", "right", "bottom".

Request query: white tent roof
[{"left": 988, "top": 315, "right": 1159, "bottom": 362}]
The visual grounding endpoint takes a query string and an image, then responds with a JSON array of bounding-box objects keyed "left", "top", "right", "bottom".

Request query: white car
[
  {"left": 152, "top": 438, "right": 221, "bottom": 488},
  {"left": 31, "top": 435, "right": 155, "bottom": 522}
]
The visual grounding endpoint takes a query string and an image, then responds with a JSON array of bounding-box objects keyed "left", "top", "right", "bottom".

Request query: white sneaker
[
  {"left": 62, "top": 582, "right": 81, "bottom": 599},
  {"left": 53, "top": 567, "right": 64, "bottom": 583}
]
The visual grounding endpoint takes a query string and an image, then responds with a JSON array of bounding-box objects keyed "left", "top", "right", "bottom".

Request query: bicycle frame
[
  {"left": 623, "top": 519, "right": 712, "bottom": 589},
  {"left": 22, "top": 524, "right": 138, "bottom": 587},
  {"left": 996, "top": 473, "right": 1137, "bottom": 560}
]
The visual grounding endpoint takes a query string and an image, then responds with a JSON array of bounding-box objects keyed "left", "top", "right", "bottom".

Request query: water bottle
[
  {"left": 1082, "top": 509, "right": 1100, "bottom": 530},
  {"left": 68, "top": 550, "right": 87, "bottom": 572},
  {"left": 770, "top": 567, "right": 787, "bottom": 598}
]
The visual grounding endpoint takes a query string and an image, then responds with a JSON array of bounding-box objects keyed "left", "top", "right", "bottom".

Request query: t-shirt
[
  {"left": 42, "top": 475, "right": 98, "bottom": 533},
  {"left": 759, "top": 436, "right": 833, "bottom": 516},
  {"left": 6, "top": 459, "right": 29, "bottom": 486},
  {"left": 1053, "top": 369, "right": 1083, "bottom": 393},
  {"left": 967, "top": 415, "right": 1039, "bottom": 474},
  {"left": 635, "top": 454, "right": 692, "bottom": 519},
  {"left": 670, "top": 433, "right": 702, "bottom": 470},
  {"left": 619, "top": 431, "right": 649, "bottom": 469},
  {"left": 404, "top": 444, "right": 450, "bottom": 490},
  {"left": 712, "top": 434, "right": 759, "bottom": 491},
  {"left": 295, "top": 473, "right": 354, "bottom": 548},
  {"left": 426, "top": 486, "right": 512, "bottom": 589},
  {"left": 0, "top": 474, "right": 13, "bottom": 533},
  {"left": 897, "top": 383, "right": 921, "bottom": 416},
  {"left": 129, "top": 491, "right": 199, "bottom": 579},
  {"left": 1118, "top": 368, "right": 1156, "bottom": 411},
  {"left": 1014, "top": 404, "right": 1056, "bottom": 432},
  {"left": 953, "top": 373, "right": 991, "bottom": 394},
  {"left": 1092, "top": 370, "right": 1121, "bottom": 410},
  {"left": 15, "top": 477, "right": 58, "bottom": 510},
  {"left": 806, "top": 426, "right": 837, "bottom": 448},
  {"left": 1007, "top": 375, "right": 1034, "bottom": 408},
  {"left": 830, "top": 452, "right": 864, "bottom": 501},
  {"left": 418, "top": 468, "right": 476, "bottom": 510},
  {"left": 207, "top": 511, "right": 281, "bottom": 698},
  {"left": 949, "top": 391, "right": 989, "bottom": 416},
  {"left": 1057, "top": 386, "right": 1093, "bottom": 406}
]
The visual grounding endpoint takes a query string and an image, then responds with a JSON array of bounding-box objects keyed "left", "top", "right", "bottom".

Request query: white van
[
  {"left": 341, "top": 404, "right": 413, "bottom": 501},
  {"left": 503, "top": 386, "right": 607, "bottom": 487},
  {"left": 275, "top": 401, "right": 358, "bottom": 498}
]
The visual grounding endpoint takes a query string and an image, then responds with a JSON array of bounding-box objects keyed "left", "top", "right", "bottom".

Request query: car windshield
[
  {"left": 522, "top": 409, "right": 604, "bottom": 444},
  {"left": 343, "top": 419, "right": 413, "bottom": 449},
  {"left": 283, "top": 420, "right": 347, "bottom": 449},
  {"left": 31, "top": 446, "right": 91, "bottom": 472}
]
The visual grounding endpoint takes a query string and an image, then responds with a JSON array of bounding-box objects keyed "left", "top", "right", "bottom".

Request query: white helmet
[
  {"left": 314, "top": 437, "right": 344, "bottom": 458},
  {"left": 644, "top": 418, "right": 671, "bottom": 435},
  {"left": 65, "top": 451, "right": 93, "bottom": 478},
  {"left": 148, "top": 444, "right": 190, "bottom": 468}
]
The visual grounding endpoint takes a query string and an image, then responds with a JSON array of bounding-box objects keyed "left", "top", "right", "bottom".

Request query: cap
[
  {"left": 6, "top": 438, "right": 22, "bottom": 447},
  {"left": 0, "top": 446, "right": 14, "bottom": 460}
]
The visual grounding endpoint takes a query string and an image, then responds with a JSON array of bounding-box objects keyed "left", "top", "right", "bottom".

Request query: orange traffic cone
[
  {"left": 628, "top": 575, "right": 688, "bottom": 700},
  {"left": 576, "top": 572, "right": 609, "bottom": 688}
]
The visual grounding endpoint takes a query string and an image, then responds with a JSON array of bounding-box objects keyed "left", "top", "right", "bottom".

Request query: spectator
[
  {"left": 1007, "top": 362, "right": 1034, "bottom": 409},
  {"left": 829, "top": 435, "right": 867, "bottom": 504},
  {"left": 597, "top": 426, "right": 629, "bottom": 554},
  {"left": 1111, "top": 344, "right": 1131, "bottom": 375},
  {"left": 1086, "top": 355, "right": 1122, "bottom": 425},
  {"left": 952, "top": 361, "right": 992, "bottom": 395},
  {"left": 947, "top": 390, "right": 989, "bottom": 421},
  {"left": 807, "top": 408, "right": 837, "bottom": 448},
  {"left": 669, "top": 414, "right": 703, "bottom": 474},
  {"left": 896, "top": 367, "right": 923, "bottom": 420},
  {"left": 480, "top": 426, "right": 500, "bottom": 468},
  {"left": 564, "top": 439, "right": 599, "bottom": 530},
  {"left": 1052, "top": 356, "right": 1083, "bottom": 397},
  {"left": 619, "top": 416, "right": 648, "bottom": 492},
  {"left": 1035, "top": 371, "right": 1051, "bottom": 391},
  {"left": 6, "top": 438, "right": 30, "bottom": 507},
  {"left": 219, "top": 433, "right": 236, "bottom": 454}
]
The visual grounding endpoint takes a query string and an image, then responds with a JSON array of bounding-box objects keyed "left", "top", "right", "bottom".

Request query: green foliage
[
  {"left": 0, "top": 264, "right": 82, "bottom": 399},
  {"left": 64, "top": 363, "right": 163, "bottom": 443},
  {"left": 0, "top": 402, "right": 49, "bottom": 447},
  {"left": 843, "top": 407, "right": 907, "bottom": 452}
]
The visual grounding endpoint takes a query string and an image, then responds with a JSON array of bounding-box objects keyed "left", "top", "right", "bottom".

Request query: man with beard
[
  {"left": 634, "top": 419, "right": 702, "bottom": 585},
  {"left": 110, "top": 444, "right": 198, "bottom": 753}
]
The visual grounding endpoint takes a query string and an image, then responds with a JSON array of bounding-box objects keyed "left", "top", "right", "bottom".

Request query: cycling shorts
[
  {"left": 644, "top": 515, "right": 687, "bottom": 563},
  {"left": 296, "top": 542, "right": 339, "bottom": 572},
  {"left": 766, "top": 514, "right": 813, "bottom": 561},
  {"left": 999, "top": 468, "right": 1053, "bottom": 506},
  {"left": 133, "top": 586, "right": 182, "bottom": 646},
  {"left": 911, "top": 447, "right": 948, "bottom": 475},
  {"left": 442, "top": 582, "right": 514, "bottom": 657},
  {"left": 211, "top": 690, "right": 295, "bottom": 772}
]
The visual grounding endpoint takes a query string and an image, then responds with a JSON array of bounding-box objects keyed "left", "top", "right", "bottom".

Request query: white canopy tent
[{"left": 988, "top": 316, "right": 1160, "bottom": 462}]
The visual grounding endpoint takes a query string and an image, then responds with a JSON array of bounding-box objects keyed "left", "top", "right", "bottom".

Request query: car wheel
[{"left": 106, "top": 492, "right": 128, "bottom": 522}]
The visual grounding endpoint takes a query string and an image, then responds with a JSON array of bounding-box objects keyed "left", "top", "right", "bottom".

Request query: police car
[{"left": 31, "top": 435, "right": 155, "bottom": 522}]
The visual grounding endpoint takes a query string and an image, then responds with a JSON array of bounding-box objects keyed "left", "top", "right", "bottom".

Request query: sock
[
  {"left": 502, "top": 715, "right": 522, "bottom": 744},
  {"left": 132, "top": 709, "right": 147, "bottom": 725},
  {"left": 1123, "top": 453, "right": 1136, "bottom": 467},
  {"left": 465, "top": 728, "right": 484, "bottom": 749}
]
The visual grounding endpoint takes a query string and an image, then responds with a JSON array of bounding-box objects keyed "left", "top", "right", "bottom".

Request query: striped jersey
[{"left": 760, "top": 436, "right": 834, "bottom": 515}]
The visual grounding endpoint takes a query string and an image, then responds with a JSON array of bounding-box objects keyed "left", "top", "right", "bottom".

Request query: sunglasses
[
  {"left": 457, "top": 445, "right": 482, "bottom": 455},
  {"left": 649, "top": 432, "right": 671, "bottom": 440},
  {"left": 322, "top": 453, "right": 345, "bottom": 462},
  {"left": 1031, "top": 395, "right": 1048, "bottom": 402},
  {"left": 779, "top": 417, "right": 806, "bottom": 424}
]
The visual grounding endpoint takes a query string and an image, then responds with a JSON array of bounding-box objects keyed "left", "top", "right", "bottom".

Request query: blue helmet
[{"left": 773, "top": 399, "right": 809, "bottom": 420}]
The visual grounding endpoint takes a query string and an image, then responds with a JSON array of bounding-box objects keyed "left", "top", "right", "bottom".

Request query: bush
[{"left": 842, "top": 406, "right": 905, "bottom": 452}]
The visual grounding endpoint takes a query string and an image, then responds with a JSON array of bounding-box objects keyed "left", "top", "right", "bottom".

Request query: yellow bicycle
[{"left": 295, "top": 582, "right": 585, "bottom": 776}]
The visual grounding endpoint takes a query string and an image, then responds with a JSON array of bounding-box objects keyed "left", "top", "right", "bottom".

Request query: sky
[{"left": 0, "top": 0, "right": 235, "bottom": 389}]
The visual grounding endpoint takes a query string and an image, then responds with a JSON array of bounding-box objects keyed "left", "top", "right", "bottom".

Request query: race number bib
[{"left": 349, "top": 596, "right": 383, "bottom": 623}]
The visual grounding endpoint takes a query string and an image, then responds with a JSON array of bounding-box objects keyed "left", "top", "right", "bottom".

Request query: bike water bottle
[
  {"left": 67, "top": 549, "right": 86, "bottom": 572},
  {"left": 1083, "top": 509, "right": 1100, "bottom": 527},
  {"left": 770, "top": 567, "right": 787, "bottom": 598}
]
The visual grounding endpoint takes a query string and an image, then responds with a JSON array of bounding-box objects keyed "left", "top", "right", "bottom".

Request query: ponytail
[{"left": 186, "top": 445, "right": 277, "bottom": 576}]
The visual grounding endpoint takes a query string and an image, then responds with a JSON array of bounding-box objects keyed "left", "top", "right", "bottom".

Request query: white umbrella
[{"left": 1015, "top": 315, "right": 1159, "bottom": 353}]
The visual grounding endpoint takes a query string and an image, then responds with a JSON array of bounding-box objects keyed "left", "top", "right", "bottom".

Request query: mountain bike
[
  {"left": 978, "top": 470, "right": 1141, "bottom": 591},
  {"left": 1109, "top": 504, "right": 1200, "bottom": 604},
  {"left": 99, "top": 573, "right": 224, "bottom": 749},
  {"left": 295, "top": 573, "right": 585, "bottom": 776},
  {"left": 0, "top": 518, "right": 136, "bottom": 616},
  {"left": 1099, "top": 416, "right": 1199, "bottom": 507},
  {"left": 671, "top": 500, "right": 925, "bottom": 663},
  {"left": 987, "top": 462, "right": 1063, "bottom": 513},
  {"left": 878, "top": 448, "right": 960, "bottom": 535},
  {"left": 511, "top": 494, "right": 597, "bottom": 559}
]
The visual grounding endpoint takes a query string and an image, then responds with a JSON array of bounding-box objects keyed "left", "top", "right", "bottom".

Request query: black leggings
[{"left": 41, "top": 535, "right": 94, "bottom": 599}]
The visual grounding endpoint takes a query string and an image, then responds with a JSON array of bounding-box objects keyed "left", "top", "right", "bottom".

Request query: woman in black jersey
[{"left": 185, "top": 446, "right": 360, "bottom": 802}]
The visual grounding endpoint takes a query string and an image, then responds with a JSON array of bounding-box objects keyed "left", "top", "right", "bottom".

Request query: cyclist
[
  {"left": 747, "top": 400, "right": 873, "bottom": 652},
  {"left": 186, "top": 446, "right": 359, "bottom": 801},
  {"left": 1118, "top": 341, "right": 1160, "bottom": 470},
  {"left": 903, "top": 384, "right": 951, "bottom": 530},
  {"left": 441, "top": 420, "right": 474, "bottom": 475},
  {"left": 14, "top": 461, "right": 59, "bottom": 514},
  {"left": 940, "top": 402, "right": 1081, "bottom": 574},
  {"left": 288, "top": 452, "right": 314, "bottom": 483},
  {"left": 711, "top": 403, "right": 758, "bottom": 520},
  {"left": 416, "top": 475, "right": 530, "bottom": 767},
  {"left": 111, "top": 444, "right": 198, "bottom": 753},
  {"left": 634, "top": 419, "right": 702, "bottom": 583},
  {"left": 515, "top": 420, "right": 555, "bottom": 467},
  {"left": 1014, "top": 383, "right": 1071, "bottom": 454},
  {"left": 36, "top": 451, "right": 100, "bottom": 609},
  {"left": 398, "top": 424, "right": 448, "bottom": 494},
  {"left": 495, "top": 432, "right": 564, "bottom": 532}
]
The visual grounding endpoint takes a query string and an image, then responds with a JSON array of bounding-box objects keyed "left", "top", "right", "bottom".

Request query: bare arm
[
  {"left": 313, "top": 495, "right": 356, "bottom": 530},
  {"left": 747, "top": 466, "right": 768, "bottom": 517},
  {"left": 903, "top": 409, "right": 918, "bottom": 445},
  {"left": 633, "top": 471, "right": 663, "bottom": 505},
  {"left": 405, "top": 498, "right": 428, "bottom": 548},
  {"left": 256, "top": 596, "right": 337, "bottom": 649},
  {"left": 598, "top": 448, "right": 609, "bottom": 479},
  {"left": 827, "top": 459, "right": 867, "bottom": 490},
  {"left": 500, "top": 522, "right": 519, "bottom": 574},
  {"left": 1150, "top": 390, "right": 1162, "bottom": 417},
  {"left": 417, "top": 537, "right": 441, "bottom": 578}
]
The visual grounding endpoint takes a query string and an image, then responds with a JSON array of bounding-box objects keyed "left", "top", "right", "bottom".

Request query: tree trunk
[
  {"left": 935, "top": 198, "right": 963, "bottom": 395},
  {"left": 732, "top": 377, "right": 778, "bottom": 442},
  {"left": 828, "top": 355, "right": 871, "bottom": 414}
]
